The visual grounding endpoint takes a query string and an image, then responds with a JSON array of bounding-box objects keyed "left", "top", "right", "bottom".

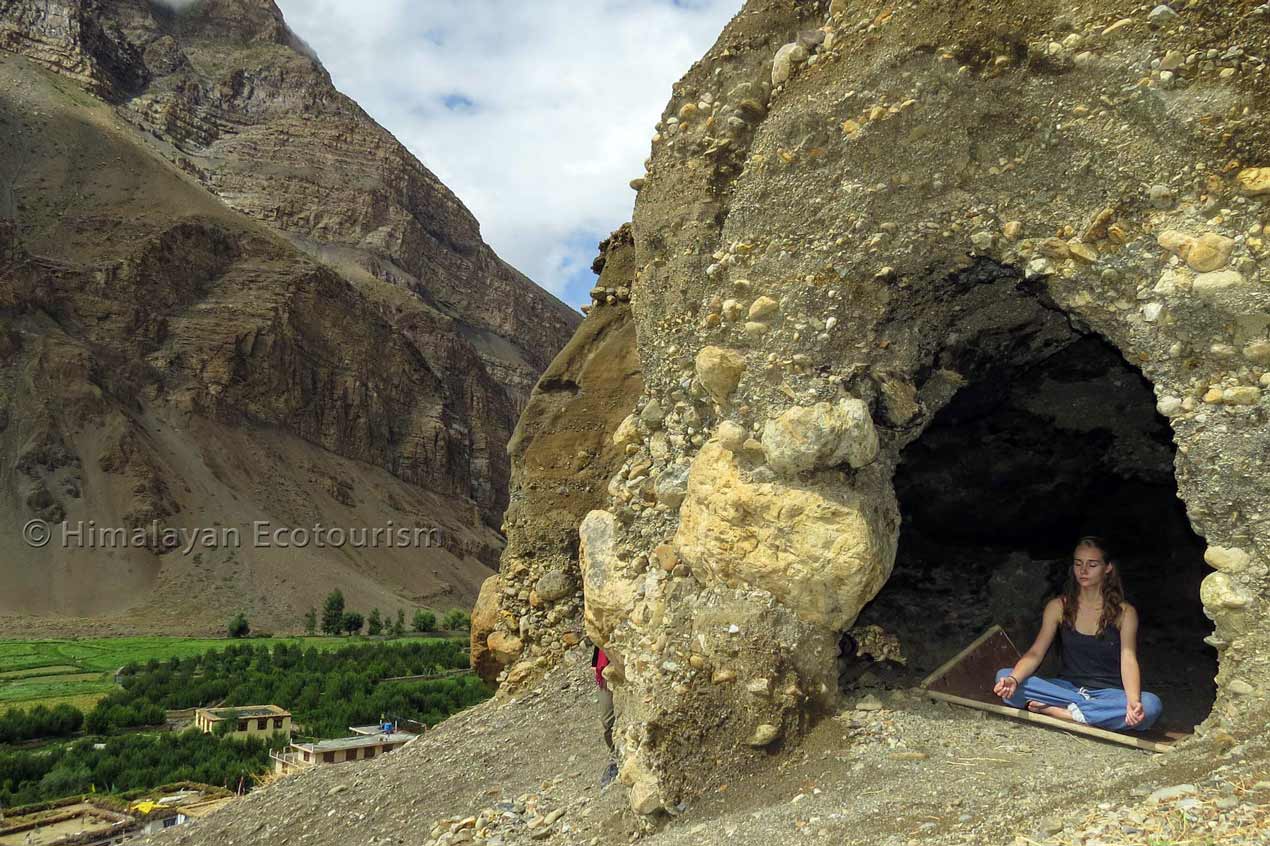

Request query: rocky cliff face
[
  {"left": 485, "top": 0, "right": 1270, "bottom": 818},
  {"left": 0, "top": 0, "right": 579, "bottom": 632},
  {"left": 471, "top": 226, "right": 643, "bottom": 683}
]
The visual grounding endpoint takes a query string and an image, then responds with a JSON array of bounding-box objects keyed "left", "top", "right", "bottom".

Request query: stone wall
[{"left": 499, "top": 0, "right": 1270, "bottom": 816}]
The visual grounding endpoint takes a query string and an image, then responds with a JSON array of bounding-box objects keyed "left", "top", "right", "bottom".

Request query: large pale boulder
[
  {"left": 619, "top": 752, "right": 665, "bottom": 815},
  {"left": 1205, "top": 546, "right": 1251, "bottom": 573},
  {"left": 695, "top": 346, "right": 746, "bottom": 404},
  {"left": 612, "top": 413, "right": 641, "bottom": 447},
  {"left": 761, "top": 397, "right": 878, "bottom": 475},
  {"left": 771, "top": 42, "right": 807, "bottom": 86},
  {"left": 1236, "top": 166, "right": 1270, "bottom": 196},
  {"left": 1201, "top": 572, "right": 1252, "bottom": 610},
  {"left": 673, "top": 441, "right": 897, "bottom": 629},
  {"left": 486, "top": 631, "right": 524, "bottom": 664},
  {"left": 580, "top": 509, "right": 638, "bottom": 645},
  {"left": 470, "top": 575, "right": 506, "bottom": 683}
]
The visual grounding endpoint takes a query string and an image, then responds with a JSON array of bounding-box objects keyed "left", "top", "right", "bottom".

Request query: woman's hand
[
  {"left": 993, "top": 675, "right": 1018, "bottom": 699},
  {"left": 1125, "top": 699, "right": 1146, "bottom": 727}
]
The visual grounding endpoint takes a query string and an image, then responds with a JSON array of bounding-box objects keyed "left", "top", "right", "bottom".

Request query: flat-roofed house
[
  {"left": 271, "top": 725, "right": 417, "bottom": 775},
  {"left": 193, "top": 705, "right": 291, "bottom": 740}
]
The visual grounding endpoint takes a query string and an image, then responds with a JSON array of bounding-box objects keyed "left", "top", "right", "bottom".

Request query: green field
[{"left": 0, "top": 636, "right": 452, "bottom": 713}]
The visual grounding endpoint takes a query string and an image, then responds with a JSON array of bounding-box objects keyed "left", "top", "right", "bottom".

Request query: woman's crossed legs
[{"left": 994, "top": 668, "right": 1162, "bottom": 731}]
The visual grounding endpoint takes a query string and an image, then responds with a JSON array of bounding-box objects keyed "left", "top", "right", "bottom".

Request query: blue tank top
[{"left": 1058, "top": 621, "right": 1122, "bottom": 690}]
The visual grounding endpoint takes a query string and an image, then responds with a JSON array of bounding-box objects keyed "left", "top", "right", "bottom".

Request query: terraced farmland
[{"left": 0, "top": 636, "right": 436, "bottom": 713}]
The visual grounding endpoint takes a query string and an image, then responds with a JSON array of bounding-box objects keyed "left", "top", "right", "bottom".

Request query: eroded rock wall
[
  {"left": 501, "top": 0, "right": 1270, "bottom": 816},
  {"left": 472, "top": 227, "right": 644, "bottom": 683}
]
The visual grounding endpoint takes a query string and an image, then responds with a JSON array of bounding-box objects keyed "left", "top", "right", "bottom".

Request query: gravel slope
[{"left": 148, "top": 647, "right": 1270, "bottom": 846}]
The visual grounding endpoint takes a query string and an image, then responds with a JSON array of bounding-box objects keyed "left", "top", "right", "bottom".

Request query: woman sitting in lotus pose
[{"left": 993, "top": 536, "right": 1163, "bottom": 732}]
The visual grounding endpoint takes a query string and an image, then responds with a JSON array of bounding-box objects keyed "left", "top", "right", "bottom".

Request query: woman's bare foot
[{"left": 1027, "top": 700, "right": 1074, "bottom": 721}]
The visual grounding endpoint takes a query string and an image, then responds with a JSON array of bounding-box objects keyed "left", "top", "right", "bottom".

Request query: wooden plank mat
[
  {"left": 922, "top": 625, "right": 1021, "bottom": 703},
  {"left": 919, "top": 625, "right": 1188, "bottom": 753}
]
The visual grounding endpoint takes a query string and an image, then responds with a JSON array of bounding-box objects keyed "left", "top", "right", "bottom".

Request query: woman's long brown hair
[{"left": 1061, "top": 535, "right": 1125, "bottom": 636}]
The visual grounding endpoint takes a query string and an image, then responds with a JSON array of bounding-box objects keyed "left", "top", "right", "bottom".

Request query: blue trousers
[{"left": 994, "top": 668, "right": 1162, "bottom": 731}]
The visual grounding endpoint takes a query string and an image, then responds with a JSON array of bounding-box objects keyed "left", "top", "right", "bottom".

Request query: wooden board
[
  {"left": 919, "top": 625, "right": 1187, "bottom": 753},
  {"left": 925, "top": 690, "right": 1180, "bottom": 753},
  {"left": 922, "top": 625, "right": 1021, "bottom": 704}
]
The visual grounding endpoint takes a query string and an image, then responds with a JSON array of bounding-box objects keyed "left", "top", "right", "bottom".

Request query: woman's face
[{"left": 1073, "top": 543, "right": 1111, "bottom": 589}]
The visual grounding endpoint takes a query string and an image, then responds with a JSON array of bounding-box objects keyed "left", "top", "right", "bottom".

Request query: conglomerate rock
[
  {"left": 495, "top": 0, "right": 1270, "bottom": 817},
  {"left": 0, "top": 0, "right": 578, "bottom": 632},
  {"left": 672, "top": 438, "right": 897, "bottom": 630},
  {"left": 471, "top": 226, "right": 643, "bottom": 684}
]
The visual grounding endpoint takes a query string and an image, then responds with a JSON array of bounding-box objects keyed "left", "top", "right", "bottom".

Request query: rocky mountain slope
[{"left": 0, "top": 0, "right": 579, "bottom": 633}]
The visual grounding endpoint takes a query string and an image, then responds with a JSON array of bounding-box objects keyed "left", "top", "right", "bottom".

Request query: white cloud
[{"left": 272, "top": 0, "right": 742, "bottom": 306}]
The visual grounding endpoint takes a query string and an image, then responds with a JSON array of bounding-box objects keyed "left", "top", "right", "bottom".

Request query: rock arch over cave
[{"left": 848, "top": 328, "right": 1217, "bottom": 732}]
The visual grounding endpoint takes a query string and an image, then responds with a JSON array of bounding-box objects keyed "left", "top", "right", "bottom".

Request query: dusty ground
[{"left": 148, "top": 647, "right": 1269, "bottom": 846}]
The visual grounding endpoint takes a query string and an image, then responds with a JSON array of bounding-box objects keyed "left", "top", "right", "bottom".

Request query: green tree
[
  {"left": 321, "top": 590, "right": 346, "bottom": 635},
  {"left": 0, "top": 703, "right": 85, "bottom": 743},
  {"left": 342, "top": 611, "right": 365, "bottom": 636},
  {"left": 212, "top": 711, "right": 239, "bottom": 736},
  {"left": 367, "top": 607, "right": 383, "bottom": 636},
  {"left": 228, "top": 612, "right": 250, "bottom": 638},
  {"left": 391, "top": 609, "right": 406, "bottom": 638},
  {"left": 303, "top": 607, "right": 317, "bottom": 635},
  {"left": 84, "top": 705, "right": 110, "bottom": 735},
  {"left": 412, "top": 609, "right": 436, "bottom": 633},
  {"left": 442, "top": 608, "right": 471, "bottom": 631},
  {"left": 37, "top": 761, "right": 92, "bottom": 797}
]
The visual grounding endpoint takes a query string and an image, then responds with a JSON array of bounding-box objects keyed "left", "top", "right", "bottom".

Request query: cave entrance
[{"left": 847, "top": 333, "right": 1217, "bottom": 732}]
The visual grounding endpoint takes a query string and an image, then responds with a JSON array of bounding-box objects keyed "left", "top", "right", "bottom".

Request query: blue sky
[{"left": 272, "top": 0, "right": 744, "bottom": 309}]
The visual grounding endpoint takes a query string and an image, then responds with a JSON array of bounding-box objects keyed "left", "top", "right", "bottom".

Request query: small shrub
[
  {"left": 442, "top": 609, "right": 471, "bottom": 631},
  {"left": 412, "top": 609, "right": 436, "bottom": 633},
  {"left": 228, "top": 613, "right": 250, "bottom": 638}
]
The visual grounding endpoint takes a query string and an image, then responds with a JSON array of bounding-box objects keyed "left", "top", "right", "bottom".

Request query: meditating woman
[{"left": 992, "top": 536, "right": 1163, "bottom": 732}]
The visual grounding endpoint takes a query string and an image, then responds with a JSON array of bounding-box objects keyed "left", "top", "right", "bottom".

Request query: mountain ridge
[{"left": 0, "top": 0, "right": 581, "bottom": 633}]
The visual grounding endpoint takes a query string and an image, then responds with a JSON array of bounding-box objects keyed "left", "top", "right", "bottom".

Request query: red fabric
[{"left": 594, "top": 649, "right": 609, "bottom": 689}]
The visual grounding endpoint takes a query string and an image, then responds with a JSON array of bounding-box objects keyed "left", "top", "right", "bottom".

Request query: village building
[
  {"left": 192, "top": 705, "right": 291, "bottom": 740},
  {"left": 129, "top": 784, "right": 236, "bottom": 836},
  {"left": 0, "top": 802, "right": 136, "bottom": 846},
  {"left": 271, "top": 723, "right": 417, "bottom": 775},
  {"left": 0, "top": 785, "right": 232, "bottom": 846}
]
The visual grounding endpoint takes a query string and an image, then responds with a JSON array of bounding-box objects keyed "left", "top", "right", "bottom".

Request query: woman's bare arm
[
  {"left": 1013, "top": 597, "right": 1062, "bottom": 680},
  {"left": 993, "top": 598, "right": 1061, "bottom": 697},
  {"left": 1119, "top": 604, "right": 1146, "bottom": 725}
]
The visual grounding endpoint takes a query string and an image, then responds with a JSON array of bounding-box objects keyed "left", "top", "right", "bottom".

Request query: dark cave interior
[{"left": 846, "top": 334, "right": 1217, "bottom": 731}]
